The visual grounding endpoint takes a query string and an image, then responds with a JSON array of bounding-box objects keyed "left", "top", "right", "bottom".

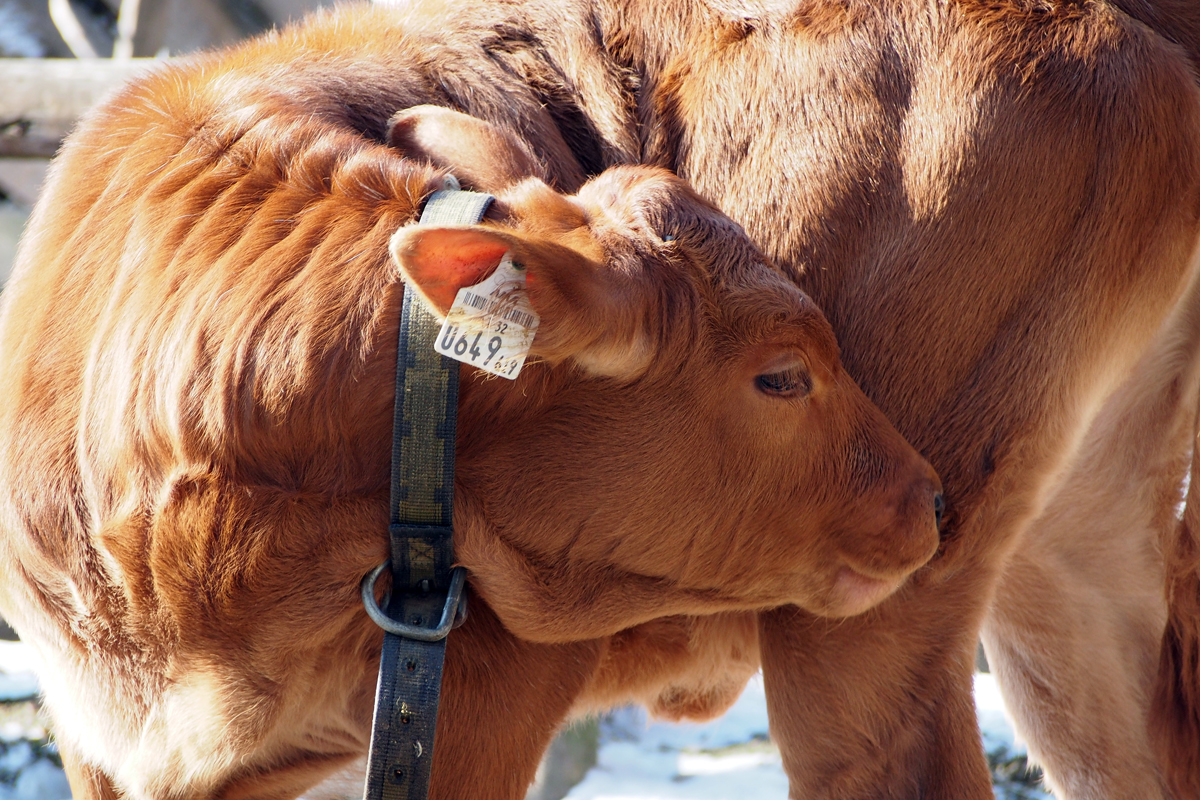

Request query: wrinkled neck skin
[{"left": 448, "top": 366, "right": 812, "bottom": 643}]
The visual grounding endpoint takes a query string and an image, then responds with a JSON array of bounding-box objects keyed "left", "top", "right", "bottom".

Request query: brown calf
[
  {"left": 0, "top": 32, "right": 940, "bottom": 800},
  {"left": 10, "top": 0, "right": 1200, "bottom": 796}
]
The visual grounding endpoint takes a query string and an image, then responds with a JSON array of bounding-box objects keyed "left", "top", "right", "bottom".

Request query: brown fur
[
  {"left": 5, "top": 0, "right": 1200, "bottom": 797},
  {"left": 0, "top": 16, "right": 942, "bottom": 800},
  {"left": 1109, "top": 9, "right": 1200, "bottom": 797},
  {"left": 643, "top": 2, "right": 1200, "bottom": 796}
]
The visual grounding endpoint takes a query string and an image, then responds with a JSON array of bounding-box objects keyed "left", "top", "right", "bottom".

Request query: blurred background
[
  {"left": 0, "top": 2, "right": 1044, "bottom": 798},
  {"left": 0, "top": 0, "right": 337, "bottom": 288}
]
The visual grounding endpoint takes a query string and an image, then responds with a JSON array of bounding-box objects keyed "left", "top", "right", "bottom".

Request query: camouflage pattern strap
[{"left": 364, "top": 188, "right": 494, "bottom": 800}]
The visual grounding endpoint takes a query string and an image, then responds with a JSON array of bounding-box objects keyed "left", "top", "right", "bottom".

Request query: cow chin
[{"left": 821, "top": 565, "right": 907, "bottom": 618}]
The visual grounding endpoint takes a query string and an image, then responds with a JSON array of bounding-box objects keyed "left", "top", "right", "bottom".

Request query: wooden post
[
  {"left": 525, "top": 719, "right": 600, "bottom": 800},
  {"left": 0, "top": 59, "right": 162, "bottom": 158}
]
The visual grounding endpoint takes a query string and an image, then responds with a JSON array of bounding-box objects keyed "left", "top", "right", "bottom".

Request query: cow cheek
[
  {"left": 810, "top": 397, "right": 942, "bottom": 610},
  {"left": 742, "top": 393, "right": 937, "bottom": 617}
]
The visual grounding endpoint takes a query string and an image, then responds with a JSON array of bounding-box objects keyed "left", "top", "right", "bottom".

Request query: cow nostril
[{"left": 933, "top": 492, "right": 945, "bottom": 530}]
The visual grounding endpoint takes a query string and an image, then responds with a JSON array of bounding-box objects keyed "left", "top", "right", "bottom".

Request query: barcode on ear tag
[{"left": 435, "top": 252, "right": 540, "bottom": 379}]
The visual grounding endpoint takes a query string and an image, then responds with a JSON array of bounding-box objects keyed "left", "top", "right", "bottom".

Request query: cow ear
[
  {"left": 388, "top": 105, "right": 549, "bottom": 192},
  {"left": 390, "top": 184, "right": 655, "bottom": 379},
  {"left": 390, "top": 226, "right": 514, "bottom": 315}
]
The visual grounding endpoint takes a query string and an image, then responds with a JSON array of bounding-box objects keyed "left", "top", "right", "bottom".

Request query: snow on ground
[
  {"left": 0, "top": 643, "right": 70, "bottom": 800},
  {"left": 0, "top": 643, "right": 42, "bottom": 710},
  {"left": 976, "top": 672, "right": 1026, "bottom": 756},
  {"left": 567, "top": 676, "right": 788, "bottom": 800},
  {"left": 0, "top": 675, "right": 37, "bottom": 707},
  {"left": 567, "top": 674, "right": 1048, "bottom": 800},
  {"left": 0, "top": 639, "right": 1048, "bottom": 800}
]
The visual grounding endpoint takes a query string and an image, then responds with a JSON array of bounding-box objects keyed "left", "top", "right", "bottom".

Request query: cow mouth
[{"left": 825, "top": 565, "right": 904, "bottom": 617}]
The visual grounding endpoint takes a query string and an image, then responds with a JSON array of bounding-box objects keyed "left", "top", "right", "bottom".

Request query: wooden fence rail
[{"left": 0, "top": 58, "right": 163, "bottom": 158}]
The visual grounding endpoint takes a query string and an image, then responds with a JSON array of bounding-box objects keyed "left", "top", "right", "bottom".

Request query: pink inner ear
[{"left": 398, "top": 228, "right": 512, "bottom": 313}]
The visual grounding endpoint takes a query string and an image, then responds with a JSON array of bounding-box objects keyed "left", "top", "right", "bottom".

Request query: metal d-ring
[{"left": 360, "top": 562, "right": 467, "bottom": 642}]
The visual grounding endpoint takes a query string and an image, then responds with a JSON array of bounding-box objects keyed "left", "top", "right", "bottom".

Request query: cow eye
[{"left": 755, "top": 364, "right": 812, "bottom": 398}]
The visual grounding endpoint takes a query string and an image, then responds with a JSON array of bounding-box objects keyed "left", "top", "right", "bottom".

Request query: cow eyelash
[{"left": 755, "top": 365, "right": 812, "bottom": 398}]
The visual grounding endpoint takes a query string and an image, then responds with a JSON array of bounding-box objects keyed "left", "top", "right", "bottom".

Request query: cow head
[{"left": 389, "top": 107, "right": 942, "bottom": 641}]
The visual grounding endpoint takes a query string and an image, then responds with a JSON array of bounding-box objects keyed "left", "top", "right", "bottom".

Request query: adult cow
[
  {"left": 4, "top": 1, "right": 1200, "bottom": 800},
  {"left": 635, "top": 2, "right": 1200, "bottom": 798}
]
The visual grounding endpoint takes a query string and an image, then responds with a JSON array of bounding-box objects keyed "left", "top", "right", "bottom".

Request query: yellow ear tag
[{"left": 435, "top": 252, "right": 540, "bottom": 379}]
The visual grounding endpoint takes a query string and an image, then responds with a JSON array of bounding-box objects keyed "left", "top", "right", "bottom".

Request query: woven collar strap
[{"left": 362, "top": 187, "right": 494, "bottom": 800}]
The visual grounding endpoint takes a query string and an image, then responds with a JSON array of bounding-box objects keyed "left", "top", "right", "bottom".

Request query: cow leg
[
  {"left": 60, "top": 744, "right": 120, "bottom": 800},
  {"left": 984, "top": 545, "right": 1167, "bottom": 800},
  {"left": 760, "top": 287, "right": 1200, "bottom": 800},
  {"left": 759, "top": 579, "right": 994, "bottom": 800},
  {"left": 980, "top": 289, "right": 1200, "bottom": 800},
  {"left": 429, "top": 590, "right": 604, "bottom": 800},
  {"left": 300, "top": 613, "right": 755, "bottom": 800}
]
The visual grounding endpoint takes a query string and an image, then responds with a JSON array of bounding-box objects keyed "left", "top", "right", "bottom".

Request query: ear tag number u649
[{"left": 435, "top": 252, "right": 540, "bottom": 379}]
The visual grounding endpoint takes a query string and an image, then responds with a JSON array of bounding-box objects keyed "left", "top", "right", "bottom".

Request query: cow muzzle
[{"left": 823, "top": 464, "right": 942, "bottom": 617}]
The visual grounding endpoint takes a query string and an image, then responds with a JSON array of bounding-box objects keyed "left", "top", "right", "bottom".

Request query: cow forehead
[
  {"left": 579, "top": 165, "right": 744, "bottom": 246},
  {"left": 567, "top": 166, "right": 831, "bottom": 358},
  {"left": 578, "top": 167, "right": 787, "bottom": 286}
]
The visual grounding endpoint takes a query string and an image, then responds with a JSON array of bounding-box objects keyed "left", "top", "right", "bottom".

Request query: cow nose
[{"left": 933, "top": 492, "right": 945, "bottom": 530}]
